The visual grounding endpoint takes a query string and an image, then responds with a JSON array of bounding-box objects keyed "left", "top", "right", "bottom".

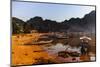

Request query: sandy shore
[
  {"left": 12, "top": 33, "right": 56, "bottom": 66},
  {"left": 12, "top": 33, "right": 96, "bottom": 66}
]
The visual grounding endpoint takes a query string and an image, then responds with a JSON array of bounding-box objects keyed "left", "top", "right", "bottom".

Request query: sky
[{"left": 12, "top": 1, "right": 95, "bottom": 22}]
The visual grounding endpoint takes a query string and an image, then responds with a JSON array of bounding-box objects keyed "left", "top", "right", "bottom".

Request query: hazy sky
[{"left": 12, "top": 1, "right": 95, "bottom": 22}]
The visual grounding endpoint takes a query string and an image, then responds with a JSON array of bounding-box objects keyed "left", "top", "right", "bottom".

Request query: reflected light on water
[{"left": 43, "top": 43, "right": 81, "bottom": 55}]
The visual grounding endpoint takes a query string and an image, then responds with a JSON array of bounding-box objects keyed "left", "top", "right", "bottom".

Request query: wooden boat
[
  {"left": 57, "top": 37, "right": 69, "bottom": 39},
  {"left": 39, "top": 33, "right": 69, "bottom": 39},
  {"left": 32, "top": 40, "right": 53, "bottom": 45},
  {"left": 58, "top": 51, "right": 80, "bottom": 58}
]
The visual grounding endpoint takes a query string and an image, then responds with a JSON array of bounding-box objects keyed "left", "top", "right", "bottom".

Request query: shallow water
[
  {"left": 42, "top": 42, "right": 81, "bottom": 55},
  {"left": 41, "top": 39, "right": 96, "bottom": 62},
  {"left": 43, "top": 43, "right": 68, "bottom": 54}
]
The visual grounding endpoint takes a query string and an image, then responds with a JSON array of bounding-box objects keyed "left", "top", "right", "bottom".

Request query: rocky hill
[{"left": 12, "top": 10, "right": 96, "bottom": 34}]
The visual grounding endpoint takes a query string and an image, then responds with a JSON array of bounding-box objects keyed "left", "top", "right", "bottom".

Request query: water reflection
[
  {"left": 44, "top": 43, "right": 68, "bottom": 54},
  {"left": 41, "top": 39, "right": 96, "bottom": 62},
  {"left": 43, "top": 42, "right": 81, "bottom": 55}
]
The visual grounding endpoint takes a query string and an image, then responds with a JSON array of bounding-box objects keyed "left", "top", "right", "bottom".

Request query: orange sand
[{"left": 12, "top": 33, "right": 54, "bottom": 66}]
